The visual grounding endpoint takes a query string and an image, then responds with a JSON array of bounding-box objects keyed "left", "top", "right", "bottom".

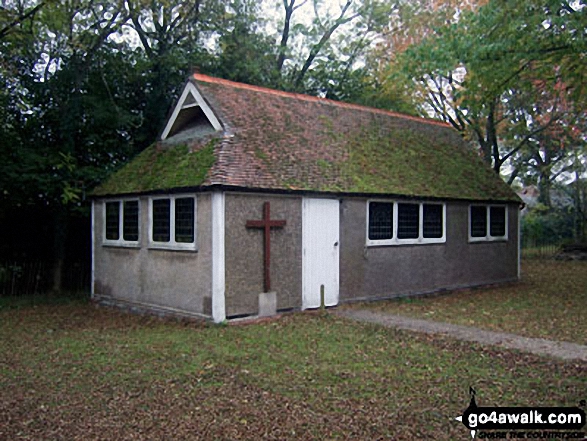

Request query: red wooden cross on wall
[{"left": 245, "top": 202, "right": 286, "bottom": 293}]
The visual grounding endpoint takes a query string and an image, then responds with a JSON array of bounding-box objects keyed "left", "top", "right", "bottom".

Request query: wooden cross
[{"left": 245, "top": 202, "right": 286, "bottom": 292}]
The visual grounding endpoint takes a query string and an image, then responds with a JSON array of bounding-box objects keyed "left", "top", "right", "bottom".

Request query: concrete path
[{"left": 333, "top": 309, "right": 587, "bottom": 362}]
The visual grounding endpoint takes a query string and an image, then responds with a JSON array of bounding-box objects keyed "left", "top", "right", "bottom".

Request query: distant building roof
[
  {"left": 518, "top": 184, "right": 573, "bottom": 211},
  {"left": 93, "top": 74, "right": 520, "bottom": 203}
]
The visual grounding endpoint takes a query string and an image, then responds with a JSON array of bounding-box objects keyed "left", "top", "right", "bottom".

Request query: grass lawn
[
  {"left": 356, "top": 260, "right": 587, "bottom": 345},
  {"left": 0, "top": 298, "right": 584, "bottom": 440}
]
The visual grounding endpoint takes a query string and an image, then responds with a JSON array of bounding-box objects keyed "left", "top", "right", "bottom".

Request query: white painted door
[{"left": 302, "top": 198, "right": 340, "bottom": 309}]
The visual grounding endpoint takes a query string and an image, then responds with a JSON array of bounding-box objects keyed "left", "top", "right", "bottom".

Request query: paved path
[{"left": 333, "top": 309, "right": 587, "bottom": 362}]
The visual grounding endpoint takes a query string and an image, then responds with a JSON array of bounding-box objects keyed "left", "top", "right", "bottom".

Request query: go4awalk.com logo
[{"left": 455, "top": 388, "right": 586, "bottom": 439}]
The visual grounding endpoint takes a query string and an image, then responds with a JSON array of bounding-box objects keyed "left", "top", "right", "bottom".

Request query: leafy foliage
[
  {"left": 522, "top": 203, "right": 575, "bottom": 246},
  {"left": 213, "top": 1, "right": 281, "bottom": 87},
  {"left": 387, "top": 0, "right": 586, "bottom": 176}
]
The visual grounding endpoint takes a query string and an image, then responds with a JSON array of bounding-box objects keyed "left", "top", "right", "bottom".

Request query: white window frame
[
  {"left": 468, "top": 204, "right": 508, "bottom": 242},
  {"left": 102, "top": 198, "right": 140, "bottom": 248},
  {"left": 148, "top": 194, "right": 197, "bottom": 251},
  {"left": 366, "top": 200, "right": 446, "bottom": 246}
]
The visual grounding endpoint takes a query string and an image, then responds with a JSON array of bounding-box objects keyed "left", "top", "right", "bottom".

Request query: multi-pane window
[
  {"left": 149, "top": 195, "right": 197, "bottom": 250},
  {"left": 469, "top": 205, "right": 508, "bottom": 241},
  {"left": 470, "top": 206, "right": 487, "bottom": 238},
  {"left": 490, "top": 206, "right": 506, "bottom": 237},
  {"left": 105, "top": 202, "right": 120, "bottom": 240},
  {"left": 152, "top": 199, "right": 171, "bottom": 242},
  {"left": 175, "top": 197, "right": 195, "bottom": 243},
  {"left": 367, "top": 201, "right": 445, "bottom": 245},
  {"left": 104, "top": 199, "right": 140, "bottom": 245},
  {"left": 423, "top": 204, "right": 443, "bottom": 238},
  {"left": 123, "top": 201, "right": 139, "bottom": 241},
  {"left": 397, "top": 203, "right": 419, "bottom": 239},
  {"left": 368, "top": 202, "right": 393, "bottom": 240}
]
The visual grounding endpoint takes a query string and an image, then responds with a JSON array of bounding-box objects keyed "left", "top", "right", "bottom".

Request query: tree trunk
[
  {"left": 537, "top": 172, "right": 552, "bottom": 207},
  {"left": 573, "top": 170, "right": 586, "bottom": 242},
  {"left": 277, "top": 0, "right": 295, "bottom": 73},
  {"left": 293, "top": 0, "right": 356, "bottom": 88}
]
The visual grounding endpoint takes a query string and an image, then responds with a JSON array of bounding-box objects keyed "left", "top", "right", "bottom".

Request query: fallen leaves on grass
[
  {"left": 359, "top": 261, "right": 587, "bottom": 344},
  {"left": 0, "top": 301, "right": 584, "bottom": 440}
]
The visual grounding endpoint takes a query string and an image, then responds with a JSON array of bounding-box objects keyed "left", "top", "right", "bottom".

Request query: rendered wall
[
  {"left": 339, "top": 199, "right": 519, "bottom": 302},
  {"left": 223, "top": 193, "right": 302, "bottom": 317},
  {"left": 94, "top": 192, "right": 519, "bottom": 319},
  {"left": 93, "top": 193, "right": 213, "bottom": 317}
]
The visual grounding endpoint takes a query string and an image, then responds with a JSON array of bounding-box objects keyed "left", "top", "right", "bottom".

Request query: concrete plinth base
[{"left": 258, "top": 292, "right": 277, "bottom": 317}]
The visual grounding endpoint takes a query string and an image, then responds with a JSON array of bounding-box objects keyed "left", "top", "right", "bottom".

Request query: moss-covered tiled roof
[
  {"left": 93, "top": 74, "right": 520, "bottom": 203},
  {"left": 93, "top": 140, "right": 216, "bottom": 196}
]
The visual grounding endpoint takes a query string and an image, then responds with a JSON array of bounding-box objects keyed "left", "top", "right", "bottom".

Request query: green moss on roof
[
  {"left": 93, "top": 77, "right": 519, "bottom": 203},
  {"left": 93, "top": 139, "right": 217, "bottom": 196},
  {"left": 199, "top": 78, "right": 517, "bottom": 202},
  {"left": 325, "top": 123, "right": 516, "bottom": 201},
  {"left": 254, "top": 147, "right": 269, "bottom": 163}
]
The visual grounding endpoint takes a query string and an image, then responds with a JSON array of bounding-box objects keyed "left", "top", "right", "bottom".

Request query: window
[
  {"left": 149, "top": 195, "right": 197, "bottom": 250},
  {"left": 470, "top": 206, "right": 487, "bottom": 238},
  {"left": 175, "top": 197, "right": 195, "bottom": 243},
  {"left": 397, "top": 203, "right": 419, "bottom": 239},
  {"left": 105, "top": 201, "right": 120, "bottom": 240},
  {"left": 123, "top": 201, "right": 139, "bottom": 241},
  {"left": 469, "top": 204, "right": 508, "bottom": 241},
  {"left": 103, "top": 199, "right": 140, "bottom": 246},
  {"left": 367, "top": 200, "right": 446, "bottom": 245},
  {"left": 423, "top": 204, "right": 443, "bottom": 238},
  {"left": 368, "top": 202, "right": 393, "bottom": 240},
  {"left": 490, "top": 206, "right": 506, "bottom": 237},
  {"left": 152, "top": 199, "right": 171, "bottom": 242}
]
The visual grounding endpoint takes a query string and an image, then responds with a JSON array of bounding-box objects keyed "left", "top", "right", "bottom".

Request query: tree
[
  {"left": 273, "top": 0, "right": 392, "bottom": 96},
  {"left": 124, "top": 0, "right": 224, "bottom": 143},
  {"left": 375, "top": 0, "right": 486, "bottom": 61},
  {"left": 0, "top": 0, "right": 138, "bottom": 292},
  {"left": 213, "top": 0, "right": 280, "bottom": 87},
  {"left": 0, "top": 0, "right": 428, "bottom": 295},
  {"left": 387, "top": 0, "right": 586, "bottom": 178},
  {"left": 507, "top": 78, "right": 586, "bottom": 204}
]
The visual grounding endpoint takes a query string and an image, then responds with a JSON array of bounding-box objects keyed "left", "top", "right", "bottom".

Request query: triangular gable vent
[{"left": 161, "top": 82, "right": 222, "bottom": 141}]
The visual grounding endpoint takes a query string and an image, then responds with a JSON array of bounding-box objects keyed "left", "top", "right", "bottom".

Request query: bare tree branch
[
  {"left": 126, "top": 1, "right": 154, "bottom": 58},
  {"left": 0, "top": 1, "right": 44, "bottom": 40},
  {"left": 500, "top": 114, "right": 560, "bottom": 165},
  {"left": 294, "top": 0, "right": 359, "bottom": 87},
  {"left": 277, "top": 0, "right": 296, "bottom": 73}
]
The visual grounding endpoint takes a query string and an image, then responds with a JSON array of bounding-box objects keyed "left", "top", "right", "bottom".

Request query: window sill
[
  {"left": 366, "top": 238, "right": 446, "bottom": 247},
  {"left": 469, "top": 237, "right": 508, "bottom": 243},
  {"left": 147, "top": 243, "right": 198, "bottom": 252},
  {"left": 102, "top": 241, "right": 140, "bottom": 249}
]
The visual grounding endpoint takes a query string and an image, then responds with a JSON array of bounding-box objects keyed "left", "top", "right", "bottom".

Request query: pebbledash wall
[
  {"left": 92, "top": 193, "right": 213, "bottom": 318},
  {"left": 224, "top": 193, "right": 302, "bottom": 318},
  {"left": 92, "top": 191, "right": 519, "bottom": 320},
  {"left": 339, "top": 199, "right": 519, "bottom": 303}
]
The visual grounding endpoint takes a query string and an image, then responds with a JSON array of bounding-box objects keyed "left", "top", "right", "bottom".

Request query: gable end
[{"left": 161, "top": 81, "right": 223, "bottom": 141}]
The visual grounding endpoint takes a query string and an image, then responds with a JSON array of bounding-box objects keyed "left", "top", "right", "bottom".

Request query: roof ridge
[{"left": 192, "top": 73, "right": 450, "bottom": 129}]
